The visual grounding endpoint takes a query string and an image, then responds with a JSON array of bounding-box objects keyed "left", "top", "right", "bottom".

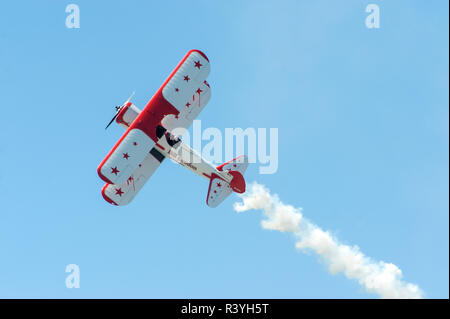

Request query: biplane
[{"left": 97, "top": 50, "right": 248, "bottom": 207}]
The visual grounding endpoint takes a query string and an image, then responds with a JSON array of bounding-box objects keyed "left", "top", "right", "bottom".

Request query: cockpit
[
  {"left": 156, "top": 125, "right": 181, "bottom": 148},
  {"left": 165, "top": 132, "right": 181, "bottom": 147}
]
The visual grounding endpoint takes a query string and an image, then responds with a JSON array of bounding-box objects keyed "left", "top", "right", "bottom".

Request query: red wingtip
[
  {"left": 101, "top": 184, "right": 118, "bottom": 206},
  {"left": 97, "top": 164, "right": 113, "bottom": 184},
  {"left": 190, "top": 49, "right": 209, "bottom": 62}
]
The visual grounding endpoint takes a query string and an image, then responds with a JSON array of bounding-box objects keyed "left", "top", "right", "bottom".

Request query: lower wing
[{"left": 101, "top": 147, "right": 165, "bottom": 206}]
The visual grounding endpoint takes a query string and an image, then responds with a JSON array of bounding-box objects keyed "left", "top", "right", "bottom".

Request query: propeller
[{"left": 105, "top": 91, "right": 135, "bottom": 130}]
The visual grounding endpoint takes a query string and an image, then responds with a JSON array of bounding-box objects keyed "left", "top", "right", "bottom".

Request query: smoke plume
[{"left": 233, "top": 182, "right": 423, "bottom": 299}]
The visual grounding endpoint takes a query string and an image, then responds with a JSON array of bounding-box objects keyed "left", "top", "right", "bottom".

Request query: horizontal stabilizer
[
  {"left": 206, "top": 173, "right": 233, "bottom": 208},
  {"left": 206, "top": 156, "right": 249, "bottom": 208}
]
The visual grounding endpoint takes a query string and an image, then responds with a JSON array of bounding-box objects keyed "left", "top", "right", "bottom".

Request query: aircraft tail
[{"left": 206, "top": 156, "right": 249, "bottom": 208}]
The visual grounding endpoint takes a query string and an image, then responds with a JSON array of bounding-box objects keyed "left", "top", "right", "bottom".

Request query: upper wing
[
  {"left": 161, "top": 52, "right": 211, "bottom": 133},
  {"left": 162, "top": 51, "right": 210, "bottom": 111}
]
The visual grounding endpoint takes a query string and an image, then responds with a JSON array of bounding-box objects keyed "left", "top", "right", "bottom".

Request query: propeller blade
[
  {"left": 125, "top": 91, "right": 135, "bottom": 104},
  {"left": 105, "top": 112, "right": 119, "bottom": 130},
  {"left": 104, "top": 92, "right": 135, "bottom": 130}
]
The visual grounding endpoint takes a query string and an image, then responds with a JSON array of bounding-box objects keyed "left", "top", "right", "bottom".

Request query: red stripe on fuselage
[{"left": 155, "top": 143, "right": 165, "bottom": 151}]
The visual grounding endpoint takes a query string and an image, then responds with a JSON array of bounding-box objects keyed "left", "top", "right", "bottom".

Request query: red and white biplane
[{"left": 97, "top": 50, "right": 248, "bottom": 207}]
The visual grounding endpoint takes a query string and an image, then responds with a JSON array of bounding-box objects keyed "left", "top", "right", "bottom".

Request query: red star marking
[
  {"left": 133, "top": 142, "right": 137, "bottom": 146},
  {"left": 186, "top": 102, "right": 191, "bottom": 107},
  {"left": 217, "top": 182, "right": 222, "bottom": 187},
  {"left": 196, "top": 88, "right": 203, "bottom": 94},
  {"left": 184, "top": 75, "right": 190, "bottom": 82},
  {"left": 194, "top": 61, "right": 202, "bottom": 69},
  {"left": 115, "top": 188, "right": 124, "bottom": 197},
  {"left": 111, "top": 166, "right": 119, "bottom": 175},
  {"left": 175, "top": 88, "right": 179, "bottom": 92},
  {"left": 123, "top": 153, "right": 130, "bottom": 160}
]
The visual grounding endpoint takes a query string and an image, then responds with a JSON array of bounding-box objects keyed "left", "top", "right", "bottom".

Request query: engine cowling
[{"left": 116, "top": 102, "right": 141, "bottom": 128}]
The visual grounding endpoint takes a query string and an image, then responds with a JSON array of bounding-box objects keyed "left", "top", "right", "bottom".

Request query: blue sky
[{"left": 0, "top": 0, "right": 448, "bottom": 298}]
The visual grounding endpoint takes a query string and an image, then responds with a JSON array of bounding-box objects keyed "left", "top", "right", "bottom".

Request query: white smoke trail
[{"left": 233, "top": 182, "right": 423, "bottom": 299}]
